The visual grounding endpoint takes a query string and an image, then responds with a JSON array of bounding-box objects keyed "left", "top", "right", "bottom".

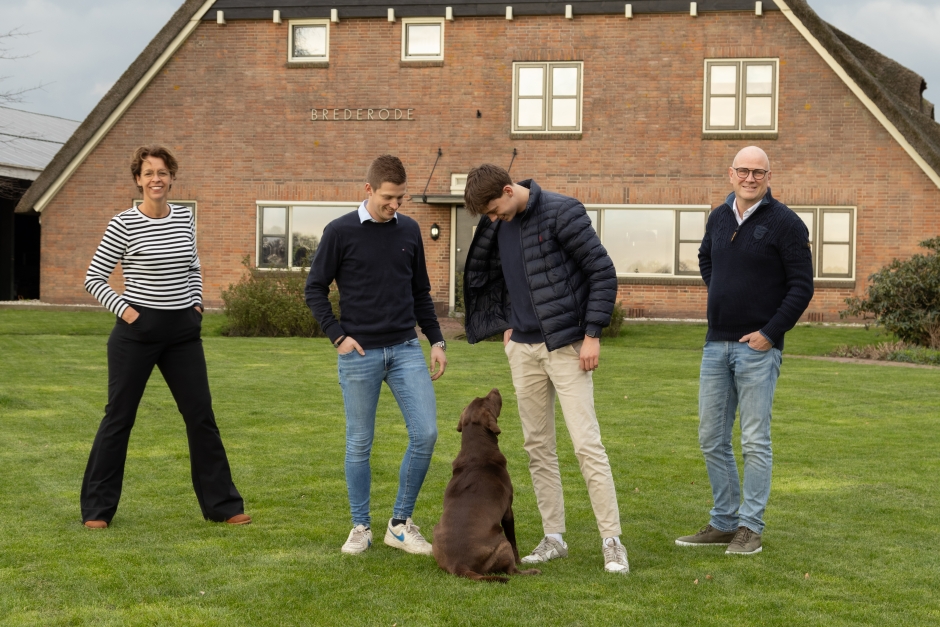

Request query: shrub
[
  {"left": 221, "top": 257, "right": 339, "bottom": 337},
  {"left": 842, "top": 237, "right": 940, "bottom": 348},
  {"left": 830, "top": 341, "right": 940, "bottom": 367},
  {"left": 603, "top": 302, "right": 625, "bottom": 338}
]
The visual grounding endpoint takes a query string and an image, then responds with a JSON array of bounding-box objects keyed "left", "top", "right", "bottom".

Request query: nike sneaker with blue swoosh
[{"left": 383, "top": 518, "right": 433, "bottom": 555}]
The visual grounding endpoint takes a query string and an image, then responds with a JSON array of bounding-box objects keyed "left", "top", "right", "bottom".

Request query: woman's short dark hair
[
  {"left": 366, "top": 155, "right": 407, "bottom": 190},
  {"left": 131, "top": 145, "right": 179, "bottom": 192},
  {"left": 464, "top": 164, "right": 513, "bottom": 216}
]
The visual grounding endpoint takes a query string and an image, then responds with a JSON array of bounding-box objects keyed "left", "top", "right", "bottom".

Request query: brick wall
[{"left": 41, "top": 10, "right": 940, "bottom": 322}]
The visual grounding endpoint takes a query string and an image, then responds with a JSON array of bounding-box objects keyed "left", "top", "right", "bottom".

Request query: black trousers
[{"left": 80, "top": 306, "right": 244, "bottom": 523}]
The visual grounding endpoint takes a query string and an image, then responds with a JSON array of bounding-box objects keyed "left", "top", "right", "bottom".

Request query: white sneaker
[
  {"left": 341, "top": 524, "right": 372, "bottom": 554},
  {"left": 521, "top": 536, "right": 568, "bottom": 564},
  {"left": 383, "top": 518, "right": 433, "bottom": 555},
  {"left": 603, "top": 537, "right": 629, "bottom": 574}
]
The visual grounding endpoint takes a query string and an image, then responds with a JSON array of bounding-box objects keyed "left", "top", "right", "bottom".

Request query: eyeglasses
[{"left": 733, "top": 167, "right": 769, "bottom": 180}]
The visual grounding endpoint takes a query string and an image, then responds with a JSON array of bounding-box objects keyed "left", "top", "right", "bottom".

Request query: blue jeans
[
  {"left": 337, "top": 338, "right": 437, "bottom": 528},
  {"left": 698, "top": 341, "right": 782, "bottom": 535}
]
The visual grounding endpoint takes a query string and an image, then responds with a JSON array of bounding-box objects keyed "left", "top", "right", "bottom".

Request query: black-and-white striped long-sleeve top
[{"left": 85, "top": 204, "right": 202, "bottom": 317}]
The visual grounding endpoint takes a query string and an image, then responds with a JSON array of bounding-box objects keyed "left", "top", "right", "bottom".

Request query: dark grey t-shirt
[{"left": 497, "top": 214, "right": 544, "bottom": 344}]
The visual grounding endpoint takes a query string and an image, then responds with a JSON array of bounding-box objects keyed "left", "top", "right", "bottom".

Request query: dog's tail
[{"left": 458, "top": 570, "right": 510, "bottom": 584}]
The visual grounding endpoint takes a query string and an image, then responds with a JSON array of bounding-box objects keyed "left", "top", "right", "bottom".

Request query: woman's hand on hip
[{"left": 122, "top": 307, "right": 140, "bottom": 324}]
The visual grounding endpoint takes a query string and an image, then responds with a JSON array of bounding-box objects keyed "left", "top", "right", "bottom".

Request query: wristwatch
[
  {"left": 332, "top": 335, "right": 347, "bottom": 348},
  {"left": 432, "top": 340, "right": 446, "bottom": 352}
]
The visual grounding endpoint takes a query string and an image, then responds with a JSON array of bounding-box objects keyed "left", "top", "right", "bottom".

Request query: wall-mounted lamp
[
  {"left": 625, "top": 4, "right": 633, "bottom": 19},
  {"left": 273, "top": 10, "right": 281, "bottom": 24},
  {"left": 217, "top": 10, "right": 226, "bottom": 25},
  {"left": 446, "top": 6, "right": 454, "bottom": 21},
  {"left": 430, "top": 223, "right": 441, "bottom": 241},
  {"left": 388, "top": 8, "right": 396, "bottom": 22},
  {"left": 565, "top": 5, "right": 573, "bottom": 19},
  {"left": 331, "top": 9, "right": 340, "bottom": 23}
]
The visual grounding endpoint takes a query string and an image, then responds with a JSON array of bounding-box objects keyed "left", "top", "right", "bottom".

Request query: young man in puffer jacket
[{"left": 462, "top": 163, "right": 629, "bottom": 574}]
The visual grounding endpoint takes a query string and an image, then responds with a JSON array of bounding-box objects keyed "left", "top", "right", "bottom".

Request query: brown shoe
[
  {"left": 675, "top": 524, "right": 737, "bottom": 546},
  {"left": 725, "top": 526, "right": 762, "bottom": 555},
  {"left": 84, "top": 520, "right": 108, "bottom": 529},
  {"left": 225, "top": 514, "right": 251, "bottom": 525}
]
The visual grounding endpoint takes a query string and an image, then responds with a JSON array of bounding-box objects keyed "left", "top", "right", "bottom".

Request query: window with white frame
[
  {"left": 401, "top": 18, "right": 444, "bottom": 61},
  {"left": 794, "top": 207, "right": 855, "bottom": 279},
  {"left": 587, "top": 206, "right": 709, "bottom": 276},
  {"left": 257, "top": 203, "right": 357, "bottom": 268},
  {"left": 704, "top": 59, "right": 778, "bottom": 133},
  {"left": 513, "top": 62, "right": 583, "bottom": 134},
  {"left": 289, "top": 19, "right": 330, "bottom": 63}
]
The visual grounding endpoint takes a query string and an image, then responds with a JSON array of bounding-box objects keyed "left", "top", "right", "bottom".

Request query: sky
[{"left": 1, "top": 0, "right": 938, "bottom": 122}]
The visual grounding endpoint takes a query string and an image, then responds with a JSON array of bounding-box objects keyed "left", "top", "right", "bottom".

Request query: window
[
  {"left": 401, "top": 18, "right": 444, "bottom": 61},
  {"left": 586, "top": 206, "right": 709, "bottom": 276},
  {"left": 257, "top": 203, "right": 357, "bottom": 268},
  {"left": 704, "top": 59, "right": 778, "bottom": 133},
  {"left": 289, "top": 19, "right": 329, "bottom": 63},
  {"left": 794, "top": 207, "right": 855, "bottom": 279},
  {"left": 512, "top": 62, "right": 583, "bottom": 134}
]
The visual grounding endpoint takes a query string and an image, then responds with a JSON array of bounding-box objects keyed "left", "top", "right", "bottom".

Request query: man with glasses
[{"left": 676, "top": 146, "right": 813, "bottom": 555}]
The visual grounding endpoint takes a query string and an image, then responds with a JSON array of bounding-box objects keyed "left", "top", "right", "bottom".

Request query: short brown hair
[
  {"left": 366, "top": 155, "right": 407, "bottom": 190},
  {"left": 464, "top": 164, "right": 512, "bottom": 216},
  {"left": 130, "top": 144, "right": 179, "bottom": 193}
]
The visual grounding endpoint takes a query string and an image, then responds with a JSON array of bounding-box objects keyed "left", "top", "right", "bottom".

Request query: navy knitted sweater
[
  {"left": 699, "top": 189, "right": 814, "bottom": 351},
  {"left": 304, "top": 210, "right": 443, "bottom": 349}
]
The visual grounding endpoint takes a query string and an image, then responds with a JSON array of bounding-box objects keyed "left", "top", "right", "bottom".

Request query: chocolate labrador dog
[{"left": 432, "top": 389, "right": 541, "bottom": 583}]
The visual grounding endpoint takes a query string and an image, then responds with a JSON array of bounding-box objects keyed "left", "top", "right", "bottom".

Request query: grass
[{"left": 0, "top": 309, "right": 937, "bottom": 626}]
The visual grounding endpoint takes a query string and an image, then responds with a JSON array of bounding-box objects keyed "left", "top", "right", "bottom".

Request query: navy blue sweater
[
  {"left": 305, "top": 210, "right": 443, "bottom": 349},
  {"left": 699, "top": 189, "right": 814, "bottom": 351}
]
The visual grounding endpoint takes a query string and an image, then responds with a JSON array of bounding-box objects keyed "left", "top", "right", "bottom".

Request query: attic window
[
  {"left": 401, "top": 18, "right": 444, "bottom": 61},
  {"left": 289, "top": 19, "right": 330, "bottom": 63},
  {"left": 704, "top": 59, "right": 778, "bottom": 133}
]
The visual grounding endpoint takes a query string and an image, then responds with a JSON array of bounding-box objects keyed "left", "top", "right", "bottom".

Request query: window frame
[
  {"left": 703, "top": 58, "right": 779, "bottom": 134},
  {"left": 288, "top": 19, "right": 330, "bottom": 63},
  {"left": 512, "top": 61, "right": 583, "bottom": 134},
  {"left": 401, "top": 17, "right": 445, "bottom": 62},
  {"left": 794, "top": 206, "right": 857, "bottom": 280},
  {"left": 255, "top": 201, "right": 359, "bottom": 269},
  {"left": 585, "top": 204, "right": 711, "bottom": 278}
]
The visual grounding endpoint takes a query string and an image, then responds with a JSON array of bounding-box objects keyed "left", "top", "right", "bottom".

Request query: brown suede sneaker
[
  {"left": 725, "top": 526, "right": 762, "bottom": 555},
  {"left": 225, "top": 514, "right": 252, "bottom": 525},
  {"left": 675, "top": 524, "right": 737, "bottom": 546},
  {"left": 83, "top": 520, "right": 108, "bottom": 529}
]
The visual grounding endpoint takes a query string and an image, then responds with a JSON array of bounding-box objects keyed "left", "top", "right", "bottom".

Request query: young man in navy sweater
[
  {"left": 676, "top": 146, "right": 813, "bottom": 555},
  {"left": 305, "top": 155, "right": 447, "bottom": 556}
]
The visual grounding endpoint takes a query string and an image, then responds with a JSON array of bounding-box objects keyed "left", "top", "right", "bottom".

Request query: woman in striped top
[{"left": 80, "top": 145, "right": 249, "bottom": 529}]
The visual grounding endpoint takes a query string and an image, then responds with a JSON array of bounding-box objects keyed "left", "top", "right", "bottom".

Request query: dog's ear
[
  {"left": 485, "top": 409, "right": 501, "bottom": 435},
  {"left": 456, "top": 408, "right": 468, "bottom": 432}
]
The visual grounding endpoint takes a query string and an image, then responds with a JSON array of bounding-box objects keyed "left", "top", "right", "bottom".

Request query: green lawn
[{"left": 0, "top": 310, "right": 936, "bottom": 626}]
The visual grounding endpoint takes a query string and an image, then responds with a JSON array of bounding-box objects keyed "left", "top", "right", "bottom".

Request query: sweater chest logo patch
[{"left": 752, "top": 225, "right": 769, "bottom": 240}]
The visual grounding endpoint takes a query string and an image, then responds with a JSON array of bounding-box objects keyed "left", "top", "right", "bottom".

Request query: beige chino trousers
[{"left": 505, "top": 340, "right": 622, "bottom": 538}]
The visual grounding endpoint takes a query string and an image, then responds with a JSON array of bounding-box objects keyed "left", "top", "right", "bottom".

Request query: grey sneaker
[
  {"left": 725, "top": 527, "right": 762, "bottom": 555},
  {"left": 521, "top": 536, "right": 568, "bottom": 564},
  {"left": 675, "top": 524, "right": 738, "bottom": 546},
  {"left": 602, "top": 538, "right": 629, "bottom": 574},
  {"left": 384, "top": 518, "right": 433, "bottom": 555},
  {"left": 341, "top": 524, "right": 372, "bottom": 554}
]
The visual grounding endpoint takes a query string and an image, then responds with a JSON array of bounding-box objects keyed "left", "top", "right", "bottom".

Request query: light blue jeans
[
  {"left": 337, "top": 338, "right": 437, "bottom": 528},
  {"left": 698, "top": 341, "right": 782, "bottom": 535}
]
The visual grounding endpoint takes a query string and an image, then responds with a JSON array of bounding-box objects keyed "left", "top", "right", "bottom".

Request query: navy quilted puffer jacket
[{"left": 463, "top": 180, "right": 618, "bottom": 351}]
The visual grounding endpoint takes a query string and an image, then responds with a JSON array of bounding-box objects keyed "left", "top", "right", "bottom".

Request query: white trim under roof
[
  {"left": 0, "top": 163, "right": 43, "bottom": 181},
  {"left": 774, "top": 0, "right": 940, "bottom": 190},
  {"left": 30, "top": 0, "right": 217, "bottom": 213}
]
